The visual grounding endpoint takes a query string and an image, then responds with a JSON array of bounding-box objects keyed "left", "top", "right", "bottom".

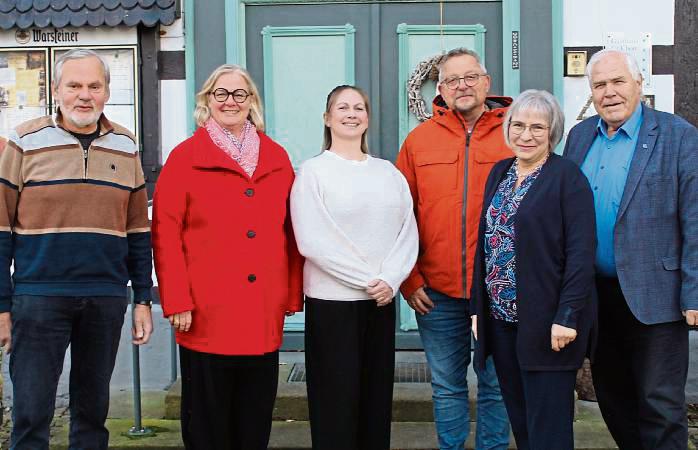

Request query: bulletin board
[{"left": 0, "top": 48, "right": 49, "bottom": 137}]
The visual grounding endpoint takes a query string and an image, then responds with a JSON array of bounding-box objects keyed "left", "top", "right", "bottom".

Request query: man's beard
[{"left": 63, "top": 108, "right": 101, "bottom": 129}]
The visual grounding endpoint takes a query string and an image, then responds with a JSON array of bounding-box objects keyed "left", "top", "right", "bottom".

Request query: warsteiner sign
[
  {"left": 21, "top": 28, "right": 80, "bottom": 44},
  {"left": 1, "top": 26, "right": 136, "bottom": 47}
]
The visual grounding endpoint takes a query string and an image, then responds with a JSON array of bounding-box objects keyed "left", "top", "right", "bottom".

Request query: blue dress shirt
[{"left": 581, "top": 104, "right": 643, "bottom": 277}]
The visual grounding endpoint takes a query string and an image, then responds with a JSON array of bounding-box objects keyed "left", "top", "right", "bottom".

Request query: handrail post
[
  {"left": 170, "top": 323, "right": 178, "bottom": 385},
  {"left": 127, "top": 290, "right": 154, "bottom": 437}
]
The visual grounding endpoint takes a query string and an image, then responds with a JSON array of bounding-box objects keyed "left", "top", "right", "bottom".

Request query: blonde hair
[{"left": 194, "top": 64, "right": 265, "bottom": 131}]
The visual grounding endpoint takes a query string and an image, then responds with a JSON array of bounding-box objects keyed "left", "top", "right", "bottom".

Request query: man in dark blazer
[{"left": 564, "top": 49, "right": 698, "bottom": 450}]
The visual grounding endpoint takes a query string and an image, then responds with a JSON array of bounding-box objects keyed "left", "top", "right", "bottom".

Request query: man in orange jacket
[{"left": 396, "top": 47, "right": 512, "bottom": 450}]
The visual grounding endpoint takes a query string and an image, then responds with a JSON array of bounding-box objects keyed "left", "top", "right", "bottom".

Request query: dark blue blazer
[
  {"left": 472, "top": 154, "right": 597, "bottom": 371},
  {"left": 563, "top": 104, "right": 698, "bottom": 324}
]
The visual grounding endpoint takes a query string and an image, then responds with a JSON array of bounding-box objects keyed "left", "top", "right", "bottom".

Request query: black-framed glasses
[
  {"left": 442, "top": 73, "right": 487, "bottom": 90},
  {"left": 509, "top": 122, "right": 549, "bottom": 138},
  {"left": 210, "top": 88, "right": 252, "bottom": 103}
]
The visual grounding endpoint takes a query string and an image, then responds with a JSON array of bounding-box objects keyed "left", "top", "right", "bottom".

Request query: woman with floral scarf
[{"left": 152, "top": 64, "right": 303, "bottom": 450}]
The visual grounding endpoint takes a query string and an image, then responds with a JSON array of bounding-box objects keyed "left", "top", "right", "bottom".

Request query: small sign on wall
[
  {"left": 604, "top": 32, "right": 653, "bottom": 94},
  {"left": 511, "top": 31, "right": 520, "bottom": 69},
  {"left": 566, "top": 51, "right": 587, "bottom": 76}
]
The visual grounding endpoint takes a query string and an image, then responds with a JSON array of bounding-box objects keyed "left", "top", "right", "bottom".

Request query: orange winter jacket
[{"left": 396, "top": 95, "right": 513, "bottom": 300}]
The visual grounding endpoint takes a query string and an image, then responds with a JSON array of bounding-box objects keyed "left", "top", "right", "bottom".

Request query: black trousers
[
  {"left": 10, "top": 295, "right": 127, "bottom": 450},
  {"left": 592, "top": 277, "right": 689, "bottom": 450},
  {"left": 488, "top": 319, "right": 577, "bottom": 450},
  {"left": 179, "top": 346, "right": 279, "bottom": 450},
  {"left": 305, "top": 298, "right": 395, "bottom": 450}
]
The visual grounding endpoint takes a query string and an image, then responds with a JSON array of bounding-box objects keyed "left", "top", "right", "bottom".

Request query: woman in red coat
[{"left": 152, "top": 64, "right": 303, "bottom": 450}]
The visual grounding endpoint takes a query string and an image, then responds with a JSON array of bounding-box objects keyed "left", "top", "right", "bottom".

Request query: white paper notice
[
  {"left": 0, "top": 68, "right": 15, "bottom": 85},
  {"left": 604, "top": 32, "right": 653, "bottom": 94}
]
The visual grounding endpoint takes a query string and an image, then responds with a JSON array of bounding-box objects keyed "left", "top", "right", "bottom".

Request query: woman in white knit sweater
[{"left": 290, "top": 85, "right": 418, "bottom": 450}]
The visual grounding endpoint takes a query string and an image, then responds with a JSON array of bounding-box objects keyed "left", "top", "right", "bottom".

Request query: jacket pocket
[
  {"left": 414, "top": 150, "right": 459, "bottom": 201},
  {"left": 662, "top": 256, "right": 680, "bottom": 271},
  {"left": 471, "top": 151, "right": 508, "bottom": 199},
  {"left": 473, "top": 149, "right": 505, "bottom": 164}
]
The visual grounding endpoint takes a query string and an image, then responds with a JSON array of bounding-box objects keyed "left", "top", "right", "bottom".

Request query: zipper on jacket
[
  {"left": 458, "top": 113, "right": 484, "bottom": 299},
  {"left": 83, "top": 147, "right": 88, "bottom": 179},
  {"left": 462, "top": 129, "right": 470, "bottom": 299}
]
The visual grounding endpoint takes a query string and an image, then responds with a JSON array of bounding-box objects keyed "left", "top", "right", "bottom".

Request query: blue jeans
[
  {"left": 416, "top": 288, "right": 510, "bottom": 450},
  {"left": 10, "top": 295, "right": 128, "bottom": 450}
]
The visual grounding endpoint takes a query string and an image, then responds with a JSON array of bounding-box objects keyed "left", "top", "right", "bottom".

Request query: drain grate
[
  {"left": 394, "top": 362, "right": 432, "bottom": 383},
  {"left": 287, "top": 362, "right": 431, "bottom": 383},
  {"left": 287, "top": 362, "right": 307, "bottom": 382}
]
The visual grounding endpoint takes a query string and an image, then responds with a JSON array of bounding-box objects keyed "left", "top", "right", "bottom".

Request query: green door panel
[{"left": 262, "top": 25, "right": 356, "bottom": 169}]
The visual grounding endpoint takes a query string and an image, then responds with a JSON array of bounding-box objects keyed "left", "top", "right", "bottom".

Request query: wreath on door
[{"left": 407, "top": 54, "right": 444, "bottom": 122}]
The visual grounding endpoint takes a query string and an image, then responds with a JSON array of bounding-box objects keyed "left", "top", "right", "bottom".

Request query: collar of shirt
[{"left": 596, "top": 102, "right": 643, "bottom": 140}]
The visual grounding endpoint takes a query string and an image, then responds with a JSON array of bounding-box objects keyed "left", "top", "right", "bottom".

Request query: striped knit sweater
[{"left": 0, "top": 113, "right": 153, "bottom": 312}]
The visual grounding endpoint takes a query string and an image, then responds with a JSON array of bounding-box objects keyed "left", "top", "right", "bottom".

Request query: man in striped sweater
[{"left": 0, "top": 49, "right": 153, "bottom": 450}]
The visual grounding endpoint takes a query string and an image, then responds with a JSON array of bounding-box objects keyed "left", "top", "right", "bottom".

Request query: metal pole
[
  {"left": 128, "top": 300, "right": 154, "bottom": 437},
  {"left": 170, "top": 323, "right": 178, "bottom": 384}
]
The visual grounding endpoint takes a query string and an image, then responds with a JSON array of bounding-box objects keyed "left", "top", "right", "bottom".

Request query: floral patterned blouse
[{"left": 484, "top": 159, "right": 545, "bottom": 322}]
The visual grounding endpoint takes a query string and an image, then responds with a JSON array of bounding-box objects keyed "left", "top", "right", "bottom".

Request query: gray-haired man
[
  {"left": 0, "top": 49, "right": 154, "bottom": 449},
  {"left": 564, "top": 49, "right": 698, "bottom": 449},
  {"left": 397, "top": 47, "right": 512, "bottom": 450}
]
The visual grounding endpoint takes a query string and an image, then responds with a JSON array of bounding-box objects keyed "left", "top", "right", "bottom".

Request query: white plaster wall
[
  {"left": 160, "top": 79, "right": 189, "bottom": 163},
  {"left": 562, "top": 0, "right": 675, "bottom": 136},
  {"left": 651, "top": 75, "right": 675, "bottom": 113},
  {"left": 158, "top": 17, "right": 186, "bottom": 165},
  {"left": 159, "top": 18, "right": 185, "bottom": 51},
  {"left": 564, "top": 0, "right": 674, "bottom": 46}
]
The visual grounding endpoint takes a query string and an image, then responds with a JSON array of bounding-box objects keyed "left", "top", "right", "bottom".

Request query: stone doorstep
[
  {"left": 163, "top": 364, "right": 467, "bottom": 422},
  {"left": 162, "top": 364, "right": 601, "bottom": 423},
  {"left": 47, "top": 418, "right": 645, "bottom": 450}
]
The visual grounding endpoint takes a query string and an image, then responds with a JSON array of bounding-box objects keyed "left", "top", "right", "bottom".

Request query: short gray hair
[
  {"left": 437, "top": 47, "right": 487, "bottom": 81},
  {"left": 54, "top": 49, "right": 110, "bottom": 86},
  {"left": 585, "top": 49, "right": 642, "bottom": 84},
  {"left": 503, "top": 89, "right": 564, "bottom": 150}
]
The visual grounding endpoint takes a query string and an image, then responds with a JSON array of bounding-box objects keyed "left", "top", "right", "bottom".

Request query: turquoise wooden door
[{"left": 243, "top": 1, "right": 503, "bottom": 347}]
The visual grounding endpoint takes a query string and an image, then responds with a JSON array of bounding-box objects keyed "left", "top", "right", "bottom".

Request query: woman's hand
[
  {"left": 471, "top": 315, "right": 478, "bottom": 340},
  {"left": 367, "top": 279, "right": 394, "bottom": 307},
  {"left": 551, "top": 324, "right": 577, "bottom": 351},
  {"left": 169, "top": 311, "right": 193, "bottom": 332}
]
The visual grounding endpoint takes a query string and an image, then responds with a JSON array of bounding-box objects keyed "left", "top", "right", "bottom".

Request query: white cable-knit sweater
[{"left": 290, "top": 151, "right": 419, "bottom": 301}]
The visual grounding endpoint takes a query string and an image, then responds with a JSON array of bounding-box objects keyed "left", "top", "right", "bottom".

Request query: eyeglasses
[
  {"left": 210, "top": 88, "right": 252, "bottom": 103},
  {"left": 442, "top": 73, "right": 487, "bottom": 90},
  {"left": 509, "top": 122, "right": 549, "bottom": 138}
]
